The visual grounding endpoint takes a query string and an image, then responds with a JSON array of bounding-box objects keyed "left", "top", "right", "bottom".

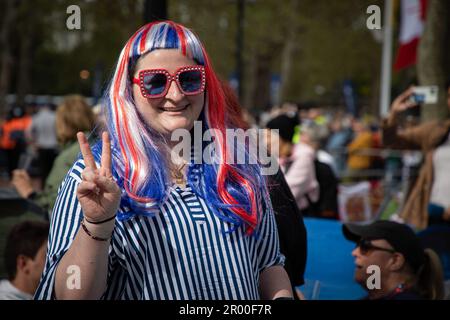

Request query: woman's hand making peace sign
[{"left": 76, "top": 131, "right": 121, "bottom": 223}]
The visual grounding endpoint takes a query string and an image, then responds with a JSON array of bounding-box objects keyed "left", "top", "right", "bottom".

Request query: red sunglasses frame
[{"left": 132, "top": 65, "right": 206, "bottom": 99}]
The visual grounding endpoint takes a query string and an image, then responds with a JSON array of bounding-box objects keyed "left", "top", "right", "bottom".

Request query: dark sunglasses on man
[{"left": 357, "top": 238, "right": 396, "bottom": 255}]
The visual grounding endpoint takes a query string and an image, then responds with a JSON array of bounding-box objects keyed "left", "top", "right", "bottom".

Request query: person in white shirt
[{"left": 27, "top": 104, "right": 58, "bottom": 187}]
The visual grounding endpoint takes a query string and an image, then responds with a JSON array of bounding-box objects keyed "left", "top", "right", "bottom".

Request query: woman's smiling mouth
[{"left": 159, "top": 104, "right": 190, "bottom": 112}]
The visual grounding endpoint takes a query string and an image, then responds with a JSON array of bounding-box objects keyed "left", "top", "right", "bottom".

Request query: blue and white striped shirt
[{"left": 35, "top": 159, "right": 284, "bottom": 300}]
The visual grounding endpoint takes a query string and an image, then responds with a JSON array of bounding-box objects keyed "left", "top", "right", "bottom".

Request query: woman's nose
[{"left": 165, "top": 79, "right": 184, "bottom": 101}]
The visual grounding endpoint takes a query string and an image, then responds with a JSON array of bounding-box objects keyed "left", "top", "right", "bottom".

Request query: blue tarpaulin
[{"left": 298, "top": 218, "right": 367, "bottom": 300}]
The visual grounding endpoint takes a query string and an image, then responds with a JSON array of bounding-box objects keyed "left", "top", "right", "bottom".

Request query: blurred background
[
  {"left": 0, "top": 0, "right": 448, "bottom": 117},
  {"left": 0, "top": 0, "right": 449, "bottom": 300}
]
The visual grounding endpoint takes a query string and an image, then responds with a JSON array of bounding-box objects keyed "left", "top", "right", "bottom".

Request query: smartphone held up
[{"left": 408, "top": 86, "right": 439, "bottom": 105}]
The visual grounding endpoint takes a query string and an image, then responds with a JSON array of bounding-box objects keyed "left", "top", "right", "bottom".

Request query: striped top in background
[{"left": 34, "top": 159, "right": 284, "bottom": 300}]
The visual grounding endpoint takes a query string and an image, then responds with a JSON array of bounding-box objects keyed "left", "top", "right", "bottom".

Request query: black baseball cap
[
  {"left": 342, "top": 220, "right": 426, "bottom": 272},
  {"left": 266, "top": 114, "right": 299, "bottom": 143}
]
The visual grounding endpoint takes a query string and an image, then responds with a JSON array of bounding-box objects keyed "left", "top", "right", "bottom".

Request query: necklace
[
  {"left": 171, "top": 162, "right": 187, "bottom": 185},
  {"left": 385, "top": 283, "right": 407, "bottom": 299}
]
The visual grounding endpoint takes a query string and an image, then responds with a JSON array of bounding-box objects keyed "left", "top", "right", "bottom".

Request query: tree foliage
[{"left": 3, "top": 0, "right": 448, "bottom": 119}]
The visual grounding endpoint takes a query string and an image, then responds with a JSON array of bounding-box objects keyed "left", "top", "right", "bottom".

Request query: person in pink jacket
[{"left": 266, "top": 114, "right": 319, "bottom": 215}]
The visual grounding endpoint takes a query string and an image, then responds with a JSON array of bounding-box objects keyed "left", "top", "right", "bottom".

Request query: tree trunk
[
  {"left": 279, "top": 35, "right": 296, "bottom": 104},
  {"left": 417, "top": 0, "right": 450, "bottom": 121},
  {"left": 279, "top": 0, "right": 300, "bottom": 103},
  {"left": 16, "top": 19, "right": 34, "bottom": 107},
  {"left": 243, "top": 47, "right": 257, "bottom": 110},
  {"left": 252, "top": 52, "right": 274, "bottom": 110},
  {"left": 0, "top": 0, "right": 18, "bottom": 116}
]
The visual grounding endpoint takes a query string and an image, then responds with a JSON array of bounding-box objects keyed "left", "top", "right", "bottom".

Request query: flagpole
[{"left": 380, "top": 0, "right": 393, "bottom": 117}]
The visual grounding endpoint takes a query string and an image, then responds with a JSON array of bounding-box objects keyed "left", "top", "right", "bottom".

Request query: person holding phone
[
  {"left": 34, "top": 21, "right": 292, "bottom": 300},
  {"left": 382, "top": 81, "right": 450, "bottom": 230}
]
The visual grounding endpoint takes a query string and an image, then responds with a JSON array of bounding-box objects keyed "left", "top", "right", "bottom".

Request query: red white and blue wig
[{"left": 93, "top": 21, "right": 270, "bottom": 235}]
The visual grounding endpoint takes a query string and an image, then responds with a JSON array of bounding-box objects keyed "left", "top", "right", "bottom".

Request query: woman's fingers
[
  {"left": 77, "top": 180, "right": 100, "bottom": 196},
  {"left": 77, "top": 132, "right": 97, "bottom": 170},
  {"left": 100, "top": 131, "right": 112, "bottom": 177},
  {"left": 399, "top": 86, "right": 415, "bottom": 102},
  {"left": 81, "top": 167, "right": 119, "bottom": 194},
  {"left": 399, "top": 87, "right": 418, "bottom": 107},
  {"left": 94, "top": 175, "right": 120, "bottom": 194},
  {"left": 81, "top": 167, "right": 96, "bottom": 182},
  {"left": 392, "top": 87, "right": 417, "bottom": 113},
  {"left": 78, "top": 175, "right": 119, "bottom": 196},
  {"left": 78, "top": 131, "right": 113, "bottom": 177},
  {"left": 404, "top": 100, "right": 417, "bottom": 109},
  {"left": 78, "top": 131, "right": 119, "bottom": 208}
]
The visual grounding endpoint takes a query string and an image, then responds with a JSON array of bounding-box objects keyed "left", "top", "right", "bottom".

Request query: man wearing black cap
[{"left": 342, "top": 220, "right": 444, "bottom": 300}]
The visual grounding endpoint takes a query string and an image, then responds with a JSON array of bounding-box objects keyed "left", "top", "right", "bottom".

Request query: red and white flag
[{"left": 394, "top": 0, "right": 428, "bottom": 71}]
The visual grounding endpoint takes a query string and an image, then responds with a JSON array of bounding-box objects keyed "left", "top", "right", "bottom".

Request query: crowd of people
[
  {"left": 0, "top": 20, "right": 449, "bottom": 300},
  {"left": 256, "top": 81, "right": 450, "bottom": 232}
]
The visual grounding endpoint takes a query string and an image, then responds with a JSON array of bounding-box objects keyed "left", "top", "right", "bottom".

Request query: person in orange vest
[{"left": 0, "top": 107, "right": 32, "bottom": 176}]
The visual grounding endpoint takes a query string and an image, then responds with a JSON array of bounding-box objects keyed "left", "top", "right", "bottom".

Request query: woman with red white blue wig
[{"left": 35, "top": 21, "right": 292, "bottom": 300}]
